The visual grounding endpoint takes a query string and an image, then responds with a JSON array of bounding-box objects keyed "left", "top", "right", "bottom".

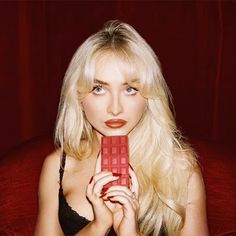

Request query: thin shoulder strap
[{"left": 59, "top": 151, "right": 66, "bottom": 188}]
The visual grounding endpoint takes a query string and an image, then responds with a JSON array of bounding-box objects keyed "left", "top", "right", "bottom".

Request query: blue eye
[
  {"left": 92, "top": 85, "right": 105, "bottom": 95},
  {"left": 125, "top": 86, "right": 137, "bottom": 95}
]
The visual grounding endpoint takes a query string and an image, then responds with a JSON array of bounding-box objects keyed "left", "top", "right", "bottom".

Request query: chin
[{"left": 97, "top": 129, "right": 129, "bottom": 137}]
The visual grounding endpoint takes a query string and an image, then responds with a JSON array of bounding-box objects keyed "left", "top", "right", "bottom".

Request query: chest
[{"left": 61, "top": 158, "right": 96, "bottom": 220}]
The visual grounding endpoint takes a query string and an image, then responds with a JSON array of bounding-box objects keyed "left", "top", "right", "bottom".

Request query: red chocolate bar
[{"left": 101, "top": 135, "right": 129, "bottom": 188}]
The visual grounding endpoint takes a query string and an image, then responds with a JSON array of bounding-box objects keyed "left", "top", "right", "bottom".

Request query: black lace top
[{"left": 58, "top": 153, "right": 166, "bottom": 236}]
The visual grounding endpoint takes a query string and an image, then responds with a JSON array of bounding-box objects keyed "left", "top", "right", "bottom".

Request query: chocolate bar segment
[{"left": 101, "top": 135, "right": 129, "bottom": 188}]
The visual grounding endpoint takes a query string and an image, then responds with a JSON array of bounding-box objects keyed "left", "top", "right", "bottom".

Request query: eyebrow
[
  {"left": 93, "top": 78, "right": 139, "bottom": 86},
  {"left": 94, "top": 79, "right": 109, "bottom": 85}
]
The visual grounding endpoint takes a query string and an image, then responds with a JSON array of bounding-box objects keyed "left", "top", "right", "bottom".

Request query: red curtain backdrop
[{"left": 0, "top": 1, "right": 235, "bottom": 156}]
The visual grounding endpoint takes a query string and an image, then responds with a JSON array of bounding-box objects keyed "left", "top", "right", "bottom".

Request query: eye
[
  {"left": 92, "top": 85, "right": 105, "bottom": 95},
  {"left": 125, "top": 86, "right": 138, "bottom": 95}
]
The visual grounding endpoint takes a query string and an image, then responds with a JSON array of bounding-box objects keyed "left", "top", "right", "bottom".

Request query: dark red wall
[{"left": 0, "top": 1, "right": 235, "bottom": 155}]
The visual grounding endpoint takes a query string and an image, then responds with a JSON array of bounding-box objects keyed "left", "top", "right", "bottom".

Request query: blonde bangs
[
  {"left": 76, "top": 53, "right": 96, "bottom": 101},
  {"left": 111, "top": 43, "right": 170, "bottom": 103}
]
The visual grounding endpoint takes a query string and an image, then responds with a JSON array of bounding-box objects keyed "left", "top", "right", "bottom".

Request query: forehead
[{"left": 93, "top": 52, "right": 139, "bottom": 82}]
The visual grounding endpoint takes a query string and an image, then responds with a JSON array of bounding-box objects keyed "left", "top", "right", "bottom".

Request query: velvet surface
[
  {"left": 195, "top": 140, "right": 236, "bottom": 235},
  {"left": 0, "top": 137, "right": 54, "bottom": 235}
]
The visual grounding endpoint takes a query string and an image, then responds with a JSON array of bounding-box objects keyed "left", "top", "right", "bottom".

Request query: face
[{"left": 81, "top": 54, "right": 147, "bottom": 140}]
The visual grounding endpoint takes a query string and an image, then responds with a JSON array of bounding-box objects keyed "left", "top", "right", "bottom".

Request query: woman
[{"left": 34, "top": 20, "right": 208, "bottom": 236}]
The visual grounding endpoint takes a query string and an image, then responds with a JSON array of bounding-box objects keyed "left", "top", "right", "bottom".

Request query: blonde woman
[{"left": 34, "top": 20, "right": 208, "bottom": 236}]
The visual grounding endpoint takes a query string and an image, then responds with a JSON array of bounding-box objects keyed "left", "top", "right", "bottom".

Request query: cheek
[
  {"left": 137, "top": 104, "right": 147, "bottom": 118},
  {"left": 82, "top": 97, "right": 103, "bottom": 117},
  {"left": 132, "top": 99, "right": 147, "bottom": 117}
]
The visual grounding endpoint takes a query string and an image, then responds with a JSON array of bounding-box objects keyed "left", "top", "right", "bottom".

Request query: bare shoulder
[
  {"left": 38, "top": 150, "right": 62, "bottom": 197},
  {"left": 34, "top": 150, "right": 64, "bottom": 235},
  {"left": 42, "top": 149, "right": 61, "bottom": 170},
  {"left": 180, "top": 169, "right": 209, "bottom": 235},
  {"left": 187, "top": 169, "right": 206, "bottom": 203}
]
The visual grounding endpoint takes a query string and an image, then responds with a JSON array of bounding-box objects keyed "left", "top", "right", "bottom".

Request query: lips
[{"left": 105, "top": 119, "right": 127, "bottom": 128}]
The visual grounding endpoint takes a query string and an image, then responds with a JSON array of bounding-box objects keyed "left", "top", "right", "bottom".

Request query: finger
[
  {"left": 105, "top": 184, "right": 139, "bottom": 208},
  {"left": 129, "top": 165, "right": 139, "bottom": 198},
  {"left": 107, "top": 194, "right": 138, "bottom": 216},
  {"left": 105, "top": 190, "right": 138, "bottom": 210},
  {"left": 105, "top": 185, "right": 133, "bottom": 197},
  {"left": 93, "top": 175, "right": 119, "bottom": 195},
  {"left": 86, "top": 171, "right": 112, "bottom": 197},
  {"left": 131, "top": 193, "right": 139, "bottom": 209},
  {"left": 92, "top": 170, "right": 112, "bottom": 182}
]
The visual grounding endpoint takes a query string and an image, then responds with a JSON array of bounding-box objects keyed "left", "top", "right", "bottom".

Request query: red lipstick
[{"left": 105, "top": 119, "right": 127, "bottom": 128}]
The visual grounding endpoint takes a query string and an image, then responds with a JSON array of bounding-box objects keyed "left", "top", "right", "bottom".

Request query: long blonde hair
[{"left": 55, "top": 20, "right": 198, "bottom": 235}]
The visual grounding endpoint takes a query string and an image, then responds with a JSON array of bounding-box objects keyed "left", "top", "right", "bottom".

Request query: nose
[{"left": 107, "top": 93, "right": 123, "bottom": 116}]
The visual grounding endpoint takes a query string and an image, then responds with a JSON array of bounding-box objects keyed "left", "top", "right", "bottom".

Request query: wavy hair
[{"left": 55, "top": 20, "right": 198, "bottom": 235}]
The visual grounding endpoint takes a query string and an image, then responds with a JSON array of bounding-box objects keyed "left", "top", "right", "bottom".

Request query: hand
[
  {"left": 101, "top": 166, "right": 141, "bottom": 236},
  {"left": 86, "top": 153, "right": 119, "bottom": 231}
]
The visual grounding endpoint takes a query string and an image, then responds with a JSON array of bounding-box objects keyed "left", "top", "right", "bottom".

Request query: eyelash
[
  {"left": 125, "top": 86, "right": 138, "bottom": 95},
  {"left": 91, "top": 84, "right": 138, "bottom": 95},
  {"left": 92, "top": 85, "right": 105, "bottom": 94}
]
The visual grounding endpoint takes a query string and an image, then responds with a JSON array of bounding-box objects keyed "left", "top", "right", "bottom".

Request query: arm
[
  {"left": 180, "top": 170, "right": 209, "bottom": 236},
  {"left": 34, "top": 151, "right": 64, "bottom": 236}
]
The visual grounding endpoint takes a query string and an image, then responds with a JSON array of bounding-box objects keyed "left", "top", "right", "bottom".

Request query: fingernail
[
  {"left": 113, "top": 173, "right": 121, "bottom": 177},
  {"left": 129, "top": 163, "right": 134, "bottom": 171},
  {"left": 101, "top": 187, "right": 108, "bottom": 194},
  {"left": 89, "top": 176, "right": 93, "bottom": 184},
  {"left": 108, "top": 197, "right": 120, "bottom": 204},
  {"left": 99, "top": 192, "right": 107, "bottom": 198}
]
